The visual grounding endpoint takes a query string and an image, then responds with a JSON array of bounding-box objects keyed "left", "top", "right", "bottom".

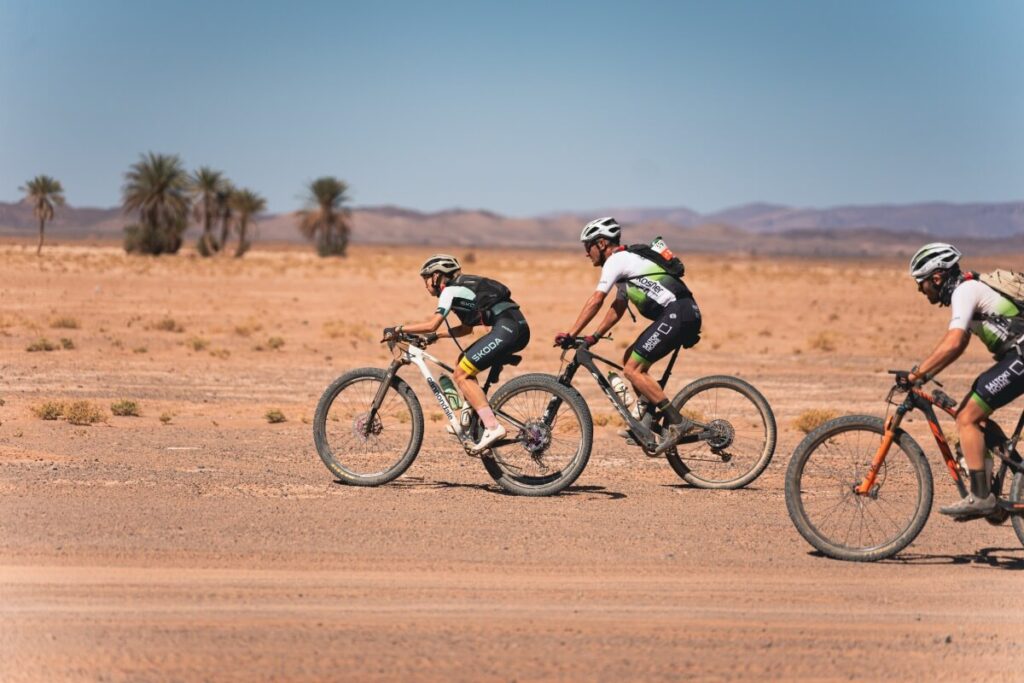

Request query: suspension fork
[
  {"left": 855, "top": 408, "right": 907, "bottom": 495},
  {"left": 365, "top": 359, "right": 405, "bottom": 433}
]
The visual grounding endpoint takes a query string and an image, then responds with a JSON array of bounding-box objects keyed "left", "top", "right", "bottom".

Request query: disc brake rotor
[
  {"left": 520, "top": 419, "right": 552, "bottom": 455},
  {"left": 706, "top": 418, "right": 735, "bottom": 451},
  {"left": 353, "top": 412, "right": 383, "bottom": 441}
]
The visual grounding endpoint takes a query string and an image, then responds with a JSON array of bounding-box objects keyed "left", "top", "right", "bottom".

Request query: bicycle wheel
[
  {"left": 313, "top": 368, "right": 423, "bottom": 486},
  {"left": 785, "top": 415, "right": 933, "bottom": 562},
  {"left": 1010, "top": 468, "right": 1024, "bottom": 548},
  {"left": 665, "top": 375, "right": 777, "bottom": 489},
  {"left": 481, "top": 373, "right": 593, "bottom": 497}
]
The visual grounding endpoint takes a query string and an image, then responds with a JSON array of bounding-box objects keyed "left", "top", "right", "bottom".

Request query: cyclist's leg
[
  {"left": 622, "top": 299, "right": 701, "bottom": 406},
  {"left": 454, "top": 310, "right": 528, "bottom": 418},
  {"left": 943, "top": 355, "right": 1024, "bottom": 513}
]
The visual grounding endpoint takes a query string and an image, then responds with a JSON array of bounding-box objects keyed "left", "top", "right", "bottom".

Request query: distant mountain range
[{"left": 2, "top": 199, "right": 1023, "bottom": 256}]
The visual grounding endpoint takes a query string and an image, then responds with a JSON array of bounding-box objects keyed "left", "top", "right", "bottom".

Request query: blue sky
[{"left": 1, "top": 1, "right": 1021, "bottom": 215}]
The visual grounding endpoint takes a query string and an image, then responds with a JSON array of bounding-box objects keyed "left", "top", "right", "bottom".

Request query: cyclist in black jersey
[
  {"left": 555, "top": 217, "right": 702, "bottom": 455},
  {"left": 904, "top": 242, "right": 1024, "bottom": 518},
  {"left": 384, "top": 254, "right": 530, "bottom": 452}
]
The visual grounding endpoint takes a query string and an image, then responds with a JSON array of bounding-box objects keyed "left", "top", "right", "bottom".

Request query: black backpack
[
  {"left": 625, "top": 243, "right": 685, "bottom": 279},
  {"left": 448, "top": 274, "right": 513, "bottom": 324}
]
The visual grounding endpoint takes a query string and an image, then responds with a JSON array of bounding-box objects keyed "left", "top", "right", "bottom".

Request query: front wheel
[
  {"left": 313, "top": 368, "right": 424, "bottom": 486},
  {"left": 665, "top": 375, "right": 777, "bottom": 489},
  {"left": 785, "top": 415, "right": 933, "bottom": 562},
  {"left": 1010, "top": 468, "right": 1024, "bottom": 548},
  {"left": 481, "top": 373, "right": 593, "bottom": 496}
]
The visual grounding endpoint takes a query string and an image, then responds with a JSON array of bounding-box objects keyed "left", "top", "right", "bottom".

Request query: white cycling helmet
[
  {"left": 580, "top": 216, "right": 621, "bottom": 244},
  {"left": 419, "top": 253, "right": 461, "bottom": 277},
  {"left": 909, "top": 242, "right": 962, "bottom": 282}
]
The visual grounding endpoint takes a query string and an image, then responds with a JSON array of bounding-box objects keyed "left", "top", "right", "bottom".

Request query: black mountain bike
[
  {"left": 313, "top": 333, "right": 592, "bottom": 496},
  {"left": 541, "top": 339, "right": 776, "bottom": 489},
  {"left": 785, "top": 371, "right": 1024, "bottom": 561}
]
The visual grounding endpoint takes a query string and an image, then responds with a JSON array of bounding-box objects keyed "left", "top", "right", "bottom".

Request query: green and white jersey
[
  {"left": 596, "top": 250, "right": 692, "bottom": 320},
  {"left": 949, "top": 279, "right": 1021, "bottom": 354}
]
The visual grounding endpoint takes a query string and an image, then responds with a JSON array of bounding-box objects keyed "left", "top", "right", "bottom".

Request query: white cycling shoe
[{"left": 470, "top": 424, "right": 506, "bottom": 453}]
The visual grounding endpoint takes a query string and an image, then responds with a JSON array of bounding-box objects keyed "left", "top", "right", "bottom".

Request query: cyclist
[
  {"left": 555, "top": 217, "right": 701, "bottom": 454},
  {"left": 904, "top": 242, "right": 1024, "bottom": 518},
  {"left": 384, "top": 254, "right": 530, "bottom": 453}
]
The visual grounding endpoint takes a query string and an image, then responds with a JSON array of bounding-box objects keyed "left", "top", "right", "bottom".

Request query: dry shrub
[
  {"left": 111, "top": 399, "right": 141, "bottom": 417},
  {"left": 209, "top": 348, "right": 231, "bottom": 359},
  {"left": 32, "top": 401, "right": 65, "bottom": 420},
  {"left": 64, "top": 400, "right": 107, "bottom": 426},
  {"left": 265, "top": 409, "right": 287, "bottom": 424},
  {"left": 26, "top": 337, "right": 58, "bottom": 352},
  {"left": 593, "top": 413, "right": 624, "bottom": 427},
  {"left": 462, "top": 251, "right": 477, "bottom": 264},
  {"left": 50, "top": 316, "right": 79, "bottom": 329},
  {"left": 133, "top": 346, "right": 148, "bottom": 354},
  {"left": 267, "top": 336, "right": 285, "bottom": 350},
  {"left": 807, "top": 332, "right": 837, "bottom": 352},
  {"left": 159, "top": 412, "right": 173, "bottom": 425},
  {"left": 792, "top": 409, "right": 839, "bottom": 434},
  {"left": 151, "top": 317, "right": 184, "bottom": 333},
  {"left": 234, "top": 321, "right": 263, "bottom": 337},
  {"left": 322, "top": 320, "right": 372, "bottom": 341},
  {"left": 187, "top": 337, "right": 209, "bottom": 352},
  {"left": 60, "top": 338, "right": 75, "bottom": 350}
]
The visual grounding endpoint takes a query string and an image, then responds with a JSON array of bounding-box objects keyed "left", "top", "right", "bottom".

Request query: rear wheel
[
  {"left": 481, "top": 373, "right": 592, "bottom": 496},
  {"left": 785, "top": 415, "right": 933, "bottom": 562},
  {"left": 665, "top": 375, "right": 776, "bottom": 489},
  {"left": 313, "top": 368, "right": 423, "bottom": 486}
]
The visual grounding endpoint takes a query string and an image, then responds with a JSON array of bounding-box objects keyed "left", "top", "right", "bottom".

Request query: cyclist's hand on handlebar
[
  {"left": 381, "top": 326, "right": 398, "bottom": 342},
  {"left": 423, "top": 332, "right": 439, "bottom": 344},
  {"left": 581, "top": 334, "right": 599, "bottom": 347},
  {"left": 893, "top": 370, "right": 912, "bottom": 391},
  {"left": 554, "top": 332, "right": 576, "bottom": 349}
]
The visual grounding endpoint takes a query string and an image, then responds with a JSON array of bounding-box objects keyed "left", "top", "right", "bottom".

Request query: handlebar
[{"left": 382, "top": 332, "right": 437, "bottom": 351}]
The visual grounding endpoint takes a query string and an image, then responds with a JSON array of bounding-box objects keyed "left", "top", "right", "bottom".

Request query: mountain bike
[
  {"left": 785, "top": 371, "right": 1024, "bottom": 562},
  {"left": 313, "top": 332, "right": 592, "bottom": 496},
  {"left": 539, "top": 338, "right": 776, "bottom": 489}
]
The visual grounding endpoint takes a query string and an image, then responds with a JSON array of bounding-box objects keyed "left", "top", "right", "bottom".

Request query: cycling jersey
[
  {"left": 596, "top": 250, "right": 692, "bottom": 320},
  {"left": 948, "top": 280, "right": 1022, "bottom": 357},
  {"left": 436, "top": 274, "right": 517, "bottom": 327}
]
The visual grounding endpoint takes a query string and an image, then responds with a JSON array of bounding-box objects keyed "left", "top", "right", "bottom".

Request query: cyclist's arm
[
  {"left": 909, "top": 328, "right": 970, "bottom": 382},
  {"left": 591, "top": 296, "right": 627, "bottom": 338},
  {"left": 396, "top": 313, "right": 445, "bottom": 335},
  {"left": 438, "top": 323, "right": 473, "bottom": 338},
  {"left": 567, "top": 290, "right": 608, "bottom": 336}
]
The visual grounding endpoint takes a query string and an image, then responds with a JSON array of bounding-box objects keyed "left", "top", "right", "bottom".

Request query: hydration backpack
[
  {"left": 976, "top": 270, "right": 1024, "bottom": 311},
  {"left": 448, "top": 274, "right": 514, "bottom": 325},
  {"left": 625, "top": 238, "right": 685, "bottom": 279}
]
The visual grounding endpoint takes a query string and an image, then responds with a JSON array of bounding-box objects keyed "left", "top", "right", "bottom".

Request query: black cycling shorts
[
  {"left": 458, "top": 308, "right": 530, "bottom": 376},
  {"left": 630, "top": 298, "right": 701, "bottom": 365},
  {"left": 968, "top": 352, "right": 1024, "bottom": 414}
]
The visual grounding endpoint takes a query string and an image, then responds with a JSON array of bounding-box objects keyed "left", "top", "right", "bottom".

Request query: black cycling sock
[
  {"left": 657, "top": 399, "right": 683, "bottom": 425},
  {"left": 969, "top": 470, "right": 991, "bottom": 499}
]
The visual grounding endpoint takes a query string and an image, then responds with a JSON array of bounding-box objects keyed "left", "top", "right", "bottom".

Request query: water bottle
[
  {"left": 608, "top": 371, "right": 634, "bottom": 408},
  {"left": 650, "top": 235, "right": 674, "bottom": 260},
  {"left": 438, "top": 374, "right": 462, "bottom": 410}
]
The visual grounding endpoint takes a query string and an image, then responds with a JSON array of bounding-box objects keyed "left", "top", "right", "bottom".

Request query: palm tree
[
  {"left": 189, "top": 166, "right": 227, "bottom": 256},
  {"left": 216, "top": 182, "right": 236, "bottom": 252},
  {"left": 298, "top": 177, "right": 352, "bottom": 257},
  {"left": 229, "top": 188, "right": 266, "bottom": 257},
  {"left": 122, "top": 152, "right": 191, "bottom": 254},
  {"left": 20, "top": 175, "right": 65, "bottom": 256}
]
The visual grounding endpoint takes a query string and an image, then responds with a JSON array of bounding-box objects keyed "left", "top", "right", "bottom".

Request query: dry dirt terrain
[{"left": 1, "top": 243, "right": 1021, "bottom": 681}]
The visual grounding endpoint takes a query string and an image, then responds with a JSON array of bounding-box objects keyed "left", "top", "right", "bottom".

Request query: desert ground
[{"left": 1, "top": 242, "right": 1021, "bottom": 681}]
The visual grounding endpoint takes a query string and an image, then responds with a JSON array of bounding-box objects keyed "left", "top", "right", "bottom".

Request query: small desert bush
[
  {"left": 26, "top": 337, "right": 59, "bottom": 352},
  {"left": 50, "top": 316, "right": 79, "bottom": 329},
  {"left": 322, "top": 320, "right": 371, "bottom": 341},
  {"left": 209, "top": 348, "right": 231, "bottom": 359},
  {"left": 265, "top": 409, "right": 286, "bottom": 424},
  {"left": 64, "top": 400, "right": 107, "bottom": 426},
  {"left": 151, "top": 317, "right": 184, "bottom": 333},
  {"left": 133, "top": 346, "right": 148, "bottom": 354},
  {"left": 159, "top": 412, "right": 173, "bottom": 425},
  {"left": 234, "top": 322, "right": 263, "bottom": 337},
  {"left": 792, "top": 409, "right": 840, "bottom": 434},
  {"left": 807, "top": 332, "right": 837, "bottom": 353},
  {"left": 110, "top": 399, "right": 141, "bottom": 417},
  {"left": 267, "top": 336, "right": 285, "bottom": 350},
  {"left": 60, "top": 338, "right": 75, "bottom": 350},
  {"left": 187, "top": 337, "right": 209, "bottom": 352},
  {"left": 32, "top": 401, "right": 65, "bottom": 420}
]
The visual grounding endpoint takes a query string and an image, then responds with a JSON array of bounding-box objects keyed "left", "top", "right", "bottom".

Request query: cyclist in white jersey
[
  {"left": 903, "top": 242, "right": 1024, "bottom": 518},
  {"left": 555, "top": 217, "right": 702, "bottom": 455}
]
